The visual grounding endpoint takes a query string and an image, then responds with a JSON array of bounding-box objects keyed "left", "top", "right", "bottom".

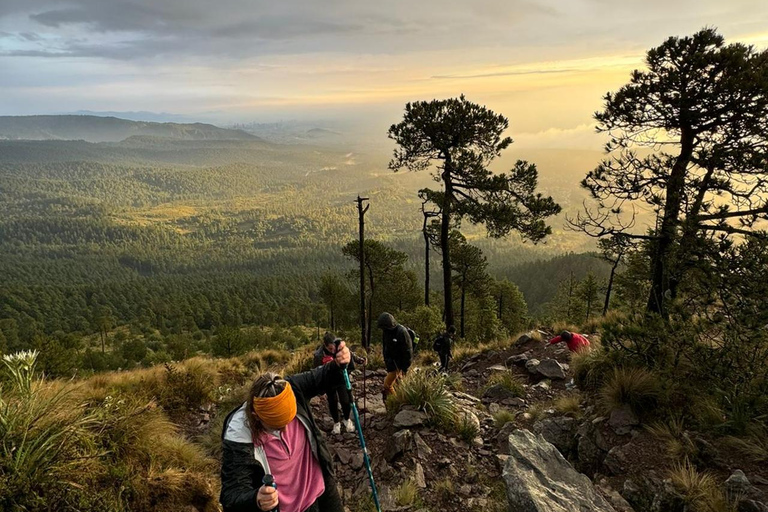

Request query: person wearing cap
[
  {"left": 376, "top": 312, "right": 413, "bottom": 401},
  {"left": 547, "top": 330, "right": 590, "bottom": 353},
  {"left": 313, "top": 332, "right": 365, "bottom": 435},
  {"left": 219, "top": 340, "right": 351, "bottom": 512}
]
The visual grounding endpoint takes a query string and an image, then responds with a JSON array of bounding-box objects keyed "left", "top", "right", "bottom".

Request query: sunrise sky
[{"left": 2, "top": 0, "right": 768, "bottom": 149}]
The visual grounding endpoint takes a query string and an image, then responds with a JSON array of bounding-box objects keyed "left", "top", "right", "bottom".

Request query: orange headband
[{"left": 252, "top": 382, "right": 297, "bottom": 430}]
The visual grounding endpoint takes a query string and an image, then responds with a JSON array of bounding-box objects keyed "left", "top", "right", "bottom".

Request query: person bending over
[
  {"left": 314, "top": 332, "right": 365, "bottom": 435},
  {"left": 547, "top": 330, "right": 590, "bottom": 353},
  {"left": 220, "top": 341, "right": 351, "bottom": 512}
]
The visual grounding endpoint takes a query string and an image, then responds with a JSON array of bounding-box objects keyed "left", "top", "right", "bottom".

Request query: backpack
[{"left": 405, "top": 327, "right": 419, "bottom": 348}]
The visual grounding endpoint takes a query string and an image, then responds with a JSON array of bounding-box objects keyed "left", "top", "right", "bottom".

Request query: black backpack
[{"left": 405, "top": 327, "right": 419, "bottom": 348}]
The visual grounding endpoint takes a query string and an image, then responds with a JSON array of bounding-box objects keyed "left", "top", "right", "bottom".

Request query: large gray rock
[
  {"left": 621, "top": 473, "right": 685, "bottom": 512},
  {"left": 503, "top": 429, "right": 617, "bottom": 512},
  {"left": 536, "top": 359, "right": 568, "bottom": 380},
  {"left": 608, "top": 404, "right": 640, "bottom": 435},
  {"left": 393, "top": 409, "right": 428, "bottom": 428},
  {"left": 533, "top": 417, "right": 578, "bottom": 455},
  {"left": 384, "top": 429, "right": 413, "bottom": 462}
]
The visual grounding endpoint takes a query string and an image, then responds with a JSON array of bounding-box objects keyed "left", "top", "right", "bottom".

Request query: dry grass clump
[
  {"left": 484, "top": 371, "right": 526, "bottom": 398},
  {"left": 668, "top": 461, "right": 735, "bottom": 512},
  {"left": 0, "top": 350, "right": 218, "bottom": 512},
  {"left": 493, "top": 409, "right": 517, "bottom": 428},
  {"left": 394, "top": 478, "right": 420, "bottom": 507},
  {"left": 599, "top": 367, "right": 660, "bottom": 417},
  {"left": 646, "top": 416, "right": 699, "bottom": 462},
  {"left": 553, "top": 393, "right": 583, "bottom": 418}
]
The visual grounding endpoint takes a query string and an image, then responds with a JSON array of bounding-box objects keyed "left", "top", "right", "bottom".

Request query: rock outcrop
[{"left": 503, "top": 428, "right": 617, "bottom": 511}]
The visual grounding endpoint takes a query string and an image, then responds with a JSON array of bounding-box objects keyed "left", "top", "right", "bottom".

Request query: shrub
[
  {"left": 599, "top": 367, "right": 660, "bottom": 417},
  {"left": 387, "top": 371, "right": 457, "bottom": 428},
  {"left": 484, "top": 371, "right": 525, "bottom": 397},
  {"left": 160, "top": 361, "right": 218, "bottom": 415},
  {"left": 283, "top": 349, "right": 315, "bottom": 376}
]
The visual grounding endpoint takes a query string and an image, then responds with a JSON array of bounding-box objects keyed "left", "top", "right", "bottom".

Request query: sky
[{"left": 1, "top": 0, "right": 768, "bottom": 149}]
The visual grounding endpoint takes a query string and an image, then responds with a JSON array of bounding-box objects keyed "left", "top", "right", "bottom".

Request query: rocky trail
[{"left": 307, "top": 332, "right": 768, "bottom": 512}]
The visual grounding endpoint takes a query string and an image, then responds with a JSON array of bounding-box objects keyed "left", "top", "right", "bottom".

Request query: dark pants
[
  {"left": 327, "top": 386, "right": 351, "bottom": 423},
  {"left": 439, "top": 351, "right": 451, "bottom": 372}
]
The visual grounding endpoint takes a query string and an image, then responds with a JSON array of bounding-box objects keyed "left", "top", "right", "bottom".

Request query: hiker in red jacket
[{"left": 548, "top": 330, "right": 590, "bottom": 352}]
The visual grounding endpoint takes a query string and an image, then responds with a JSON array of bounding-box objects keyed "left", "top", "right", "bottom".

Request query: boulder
[
  {"left": 603, "top": 445, "right": 629, "bottom": 475},
  {"left": 503, "top": 429, "right": 617, "bottom": 511},
  {"left": 532, "top": 417, "right": 578, "bottom": 455},
  {"left": 536, "top": 359, "right": 568, "bottom": 380},
  {"left": 525, "top": 359, "right": 541, "bottom": 375},
  {"left": 488, "top": 364, "right": 508, "bottom": 373},
  {"left": 507, "top": 353, "right": 530, "bottom": 366},
  {"left": 514, "top": 333, "right": 533, "bottom": 346},
  {"left": 393, "top": 409, "right": 428, "bottom": 428},
  {"left": 488, "top": 403, "right": 501, "bottom": 414},
  {"left": 384, "top": 430, "right": 413, "bottom": 462},
  {"left": 413, "top": 432, "right": 433, "bottom": 458},
  {"left": 502, "top": 397, "right": 527, "bottom": 408},
  {"left": 726, "top": 470, "right": 752, "bottom": 500},
  {"left": 458, "top": 408, "right": 481, "bottom": 432},
  {"left": 575, "top": 419, "right": 607, "bottom": 475},
  {"left": 608, "top": 404, "right": 640, "bottom": 435},
  {"left": 484, "top": 384, "right": 522, "bottom": 400},
  {"left": 357, "top": 395, "right": 387, "bottom": 415},
  {"left": 595, "top": 478, "right": 636, "bottom": 512},
  {"left": 532, "top": 381, "right": 551, "bottom": 391},
  {"left": 414, "top": 462, "right": 427, "bottom": 489},
  {"left": 621, "top": 473, "right": 685, "bottom": 512}
]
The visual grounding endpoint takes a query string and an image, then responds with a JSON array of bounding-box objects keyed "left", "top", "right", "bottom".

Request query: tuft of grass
[
  {"left": 724, "top": 422, "right": 768, "bottom": 463},
  {"left": 451, "top": 344, "right": 484, "bottom": 367},
  {"left": 668, "top": 461, "right": 735, "bottom": 512},
  {"left": 417, "top": 351, "right": 438, "bottom": 367},
  {"left": 434, "top": 478, "right": 455, "bottom": 495},
  {"left": 394, "top": 479, "right": 420, "bottom": 507},
  {"left": 387, "top": 371, "right": 457, "bottom": 429},
  {"left": 445, "top": 372, "right": 465, "bottom": 392},
  {"left": 599, "top": 367, "right": 660, "bottom": 417},
  {"left": 484, "top": 371, "right": 525, "bottom": 397},
  {"left": 571, "top": 345, "right": 613, "bottom": 391},
  {"left": 526, "top": 403, "right": 547, "bottom": 423},
  {"left": 493, "top": 409, "right": 517, "bottom": 428},
  {"left": 454, "top": 412, "right": 481, "bottom": 443},
  {"left": 553, "top": 394, "right": 583, "bottom": 418},
  {"left": 258, "top": 349, "right": 290, "bottom": 367},
  {"left": 646, "top": 416, "right": 697, "bottom": 462}
]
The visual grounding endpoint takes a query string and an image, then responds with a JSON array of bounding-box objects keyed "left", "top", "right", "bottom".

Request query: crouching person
[{"left": 220, "top": 342, "right": 351, "bottom": 512}]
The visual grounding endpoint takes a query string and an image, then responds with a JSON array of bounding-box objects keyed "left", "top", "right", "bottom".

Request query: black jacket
[
  {"left": 433, "top": 334, "right": 453, "bottom": 356},
  {"left": 382, "top": 324, "right": 413, "bottom": 373},
  {"left": 219, "top": 364, "right": 339, "bottom": 512}
]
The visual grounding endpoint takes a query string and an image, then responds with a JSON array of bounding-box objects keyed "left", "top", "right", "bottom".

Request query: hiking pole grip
[{"left": 261, "top": 475, "right": 279, "bottom": 512}]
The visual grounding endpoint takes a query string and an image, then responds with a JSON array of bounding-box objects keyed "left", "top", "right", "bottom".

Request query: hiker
[
  {"left": 314, "top": 332, "right": 366, "bottom": 435},
  {"left": 433, "top": 325, "right": 456, "bottom": 373},
  {"left": 376, "top": 312, "right": 413, "bottom": 401},
  {"left": 547, "top": 330, "right": 590, "bottom": 353},
  {"left": 219, "top": 341, "right": 351, "bottom": 512}
]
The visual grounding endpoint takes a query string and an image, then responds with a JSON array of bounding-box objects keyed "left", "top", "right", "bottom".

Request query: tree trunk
[
  {"left": 603, "top": 258, "right": 620, "bottom": 316},
  {"left": 441, "top": 166, "right": 455, "bottom": 329},
  {"left": 647, "top": 128, "right": 694, "bottom": 317},
  {"left": 423, "top": 212, "right": 431, "bottom": 307},
  {"left": 460, "top": 283, "right": 466, "bottom": 338}
]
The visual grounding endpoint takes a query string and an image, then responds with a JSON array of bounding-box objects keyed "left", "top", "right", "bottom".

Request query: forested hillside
[
  {"left": 0, "top": 132, "right": 603, "bottom": 374},
  {"left": 0, "top": 115, "right": 257, "bottom": 142}
]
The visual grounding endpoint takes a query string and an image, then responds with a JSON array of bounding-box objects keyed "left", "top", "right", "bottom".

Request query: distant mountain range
[{"left": 0, "top": 115, "right": 258, "bottom": 142}]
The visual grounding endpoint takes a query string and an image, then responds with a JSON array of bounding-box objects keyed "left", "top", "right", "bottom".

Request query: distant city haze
[{"left": 1, "top": 0, "right": 767, "bottom": 152}]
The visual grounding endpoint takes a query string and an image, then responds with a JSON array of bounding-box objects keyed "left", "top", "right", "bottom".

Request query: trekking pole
[{"left": 336, "top": 340, "right": 382, "bottom": 512}]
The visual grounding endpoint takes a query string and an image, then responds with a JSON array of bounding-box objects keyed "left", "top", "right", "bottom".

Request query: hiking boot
[
  {"left": 331, "top": 422, "right": 341, "bottom": 435},
  {"left": 343, "top": 419, "right": 355, "bottom": 433}
]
